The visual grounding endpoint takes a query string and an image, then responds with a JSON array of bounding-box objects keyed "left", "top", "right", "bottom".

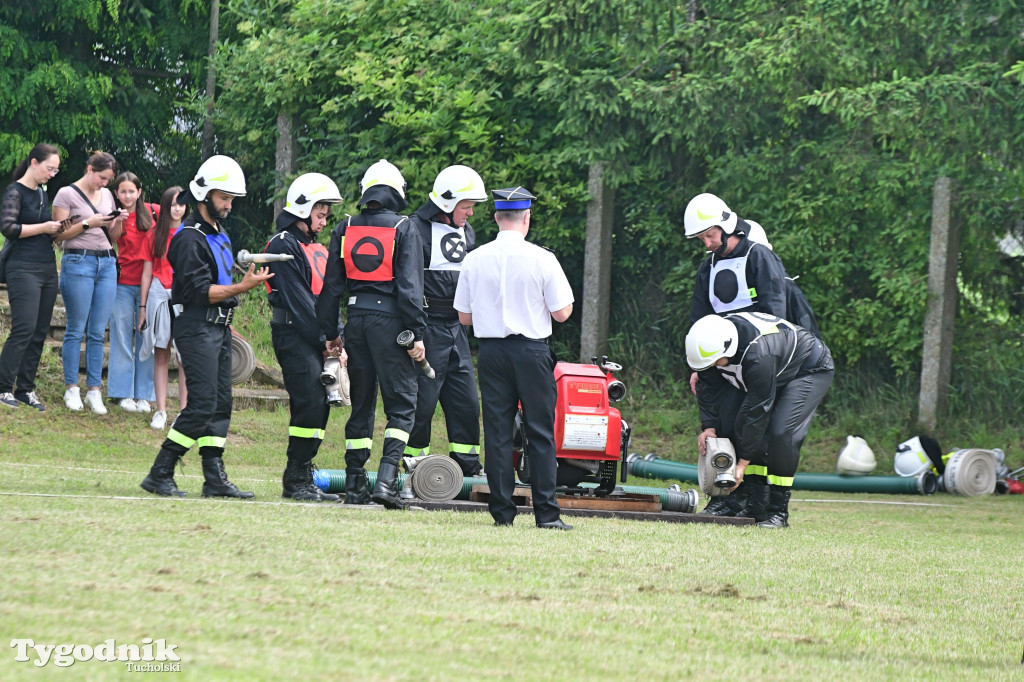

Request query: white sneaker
[
  {"left": 85, "top": 390, "right": 108, "bottom": 415},
  {"left": 64, "top": 386, "right": 83, "bottom": 411},
  {"left": 136, "top": 400, "right": 151, "bottom": 413},
  {"left": 117, "top": 398, "right": 138, "bottom": 412},
  {"left": 149, "top": 410, "right": 167, "bottom": 430}
]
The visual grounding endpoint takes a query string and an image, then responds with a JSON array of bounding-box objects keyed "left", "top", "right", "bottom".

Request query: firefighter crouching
[
  {"left": 266, "top": 172, "right": 345, "bottom": 502},
  {"left": 686, "top": 312, "right": 833, "bottom": 528},
  {"left": 314, "top": 159, "right": 426, "bottom": 509},
  {"left": 140, "top": 155, "right": 272, "bottom": 498}
]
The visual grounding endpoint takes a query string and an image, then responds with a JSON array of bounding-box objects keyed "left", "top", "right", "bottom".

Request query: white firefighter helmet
[
  {"left": 893, "top": 436, "right": 932, "bottom": 477},
  {"left": 284, "top": 173, "right": 343, "bottom": 219},
  {"left": 685, "top": 315, "right": 739, "bottom": 371},
  {"left": 359, "top": 159, "right": 406, "bottom": 199},
  {"left": 744, "top": 220, "right": 774, "bottom": 250},
  {"left": 684, "top": 192, "right": 738, "bottom": 238},
  {"left": 429, "top": 165, "right": 487, "bottom": 213},
  {"left": 190, "top": 154, "right": 246, "bottom": 201},
  {"left": 836, "top": 435, "right": 877, "bottom": 476}
]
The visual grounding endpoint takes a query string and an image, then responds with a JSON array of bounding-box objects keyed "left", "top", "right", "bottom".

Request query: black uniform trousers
[
  {"left": 158, "top": 314, "right": 232, "bottom": 459},
  {"left": 408, "top": 318, "right": 481, "bottom": 475},
  {"left": 343, "top": 311, "right": 418, "bottom": 470},
  {"left": 0, "top": 261, "right": 58, "bottom": 394},
  {"left": 477, "top": 336, "right": 561, "bottom": 526},
  {"left": 760, "top": 368, "right": 834, "bottom": 485},
  {"left": 272, "top": 324, "right": 329, "bottom": 464}
]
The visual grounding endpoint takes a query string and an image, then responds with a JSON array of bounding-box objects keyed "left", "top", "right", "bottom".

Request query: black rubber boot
[
  {"left": 758, "top": 486, "right": 792, "bottom": 528},
  {"left": 371, "top": 462, "right": 407, "bottom": 510},
  {"left": 344, "top": 468, "right": 373, "bottom": 505},
  {"left": 201, "top": 456, "right": 255, "bottom": 499},
  {"left": 743, "top": 478, "right": 771, "bottom": 523},
  {"left": 728, "top": 481, "right": 752, "bottom": 517},
  {"left": 283, "top": 459, "right": 337, "bottom": 502},
  {"left": 699, "top": 496, "right": 733, "bottom": 516},
  {"left": 141, "top": 450, "right": 186, "bottom": 497}
]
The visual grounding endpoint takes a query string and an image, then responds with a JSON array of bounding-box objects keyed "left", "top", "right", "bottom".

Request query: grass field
[{"left": 2, "top": 379, "right": 1023, "bottom": 680}]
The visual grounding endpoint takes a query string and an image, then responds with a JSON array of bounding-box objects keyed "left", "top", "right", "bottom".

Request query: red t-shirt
[
  {"left": 117, "top": 203, "right": 160, "bottom": 285},
  {"left": 142, "top": 224, "right": 178, "bottom": 289}
]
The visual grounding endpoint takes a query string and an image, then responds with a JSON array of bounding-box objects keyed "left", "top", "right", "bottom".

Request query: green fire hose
[{"left": 627, "top": 454, "right": 938, "bottom": 495}]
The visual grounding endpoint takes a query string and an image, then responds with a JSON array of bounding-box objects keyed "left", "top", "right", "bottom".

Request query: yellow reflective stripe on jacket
[
  {"left": 197, "top": 436, "right": 227, "bottom": 449},
  {"left": 404, "top": 445, "right": 428, "bottom": 456},
  {"left": 746, "top": 464, "right": 768, "bottom": 477},
  {"left": 450, "top": 443, "right": 479, "bottom": 455},
  {"left": 346, "top": 438, "right": 372, "bottom": 451},
  {"left": 289, "top": 426, "right": 326, "bottom": 440},
  {"left": 384, "top": 428, "right": 410, "bottom": 444},
  {"left": 767, "top": 474, "right": 794, "bottom": 487},
  {"left": 167, "top": 429, "right": 196, "bottom": 449}
]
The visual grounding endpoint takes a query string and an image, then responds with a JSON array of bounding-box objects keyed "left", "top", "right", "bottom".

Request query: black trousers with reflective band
[
  {"left": 273, "top": 324, "right": 329, "bottom": 463},
  {"left": 478, "top": 336, "right": 560, "bottom": 525}
]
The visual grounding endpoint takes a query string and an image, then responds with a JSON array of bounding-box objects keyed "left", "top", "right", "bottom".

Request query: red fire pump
[{"left": 514, "top": 356, "right": 631, "bottom": 496}]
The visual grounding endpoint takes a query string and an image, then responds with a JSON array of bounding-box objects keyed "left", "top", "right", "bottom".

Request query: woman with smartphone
[
  {"left": 0, "top": 143, "right": 66, "bottom": 411},
  {"left": 138, "top": 185, "right": 188, "bottom": 429},
  {"left": 52, "top": 151, "right": 127, "bottom": 414},
  {"left": 107, "top": 172, "right": 159, "bottom": 414}
]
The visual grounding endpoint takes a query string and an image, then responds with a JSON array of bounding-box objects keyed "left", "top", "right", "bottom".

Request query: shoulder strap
[{"left": 69, "top": 184, "right": 115, "bottom": 248}]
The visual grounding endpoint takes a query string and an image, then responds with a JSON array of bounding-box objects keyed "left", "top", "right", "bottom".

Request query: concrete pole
[
  {"left": 580, "top": 162, "right": 615, "bottom": 362},
  {"left": 202, "top": 0, "right": 219, "bottom": 159},
  {"left": 274, "top": 112, "right": 296, "bottom": 216},
  {"left": 917, "top": 177, "right": 959, "bottom": 432}
]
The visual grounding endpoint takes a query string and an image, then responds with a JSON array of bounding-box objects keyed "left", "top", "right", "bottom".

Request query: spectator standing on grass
[
  {"left": 266, "top": 172, "right": 345, "bottom": 502},
  {"left": 51, "top": 151, "right": 128, "bottom": 414},
  {"left": 0, "top": 143, "right": 65, "bottom": 411},
  {"left": 108, "top": 171, "right": 159, "bottom": 414},
  {"left": 139, "top": 185, "right": 189, "bottom": 430},
  {"left": 140, "top": 155, "right": 271, "bottom": 498},
  {"left": 453, "top": 186, "right": 575, "bottom": 530}
]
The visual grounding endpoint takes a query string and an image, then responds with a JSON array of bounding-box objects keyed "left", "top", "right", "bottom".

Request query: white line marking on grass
[
  {"left": 0, "top": 461, "right": 273, "bottom": 483},
  {"left": 797, "top": 498, "right": 955, "bottom": 507},
  {"left": 0, "top": 491, "right": 389, "bottom": 510}
]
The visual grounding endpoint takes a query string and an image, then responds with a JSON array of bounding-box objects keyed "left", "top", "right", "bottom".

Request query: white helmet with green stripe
[
  {"left": 429, "top": 165, "right": 487, "bottom": 213},
  {"left": 685, "top": 314, "right": 739, "bottom": 371},
  {"left": 684, "top": 192, "right": 738, "bottom": 238}
]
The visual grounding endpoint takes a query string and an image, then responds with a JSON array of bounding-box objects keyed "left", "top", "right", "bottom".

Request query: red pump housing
[{"left": 553, "top": 362, "right": 623, "bottom": 461}]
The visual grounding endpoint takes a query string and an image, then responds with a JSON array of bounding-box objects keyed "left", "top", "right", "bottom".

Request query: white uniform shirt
[{"left": 454, "top": 231, "right": 574, "bottom": 339}]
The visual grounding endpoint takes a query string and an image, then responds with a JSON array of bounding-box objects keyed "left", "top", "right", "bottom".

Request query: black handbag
[{"left": 0, "top": 237, "right": 12, "bottom": 284}]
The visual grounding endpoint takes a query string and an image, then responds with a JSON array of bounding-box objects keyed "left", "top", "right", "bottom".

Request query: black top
[
  {"left": 315, "top": 207, "right": 426, "bottom": 342},
  {"left": 266, "top": 223, "right": 330, "bottom": 351},
  {"left": 0, "top": 182, "right": 55, "bottom": 263},
  {"left": 410, "top": 199, "right": 476, "bottom": 319},
  {"left": 168, "top": 210, "right": 237, "bottom": 311}
]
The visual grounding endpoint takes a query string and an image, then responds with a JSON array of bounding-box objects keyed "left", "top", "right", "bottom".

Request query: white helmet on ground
[
  {"left": 359, "top": 159, "right": 406, "bottom": 199},
  {"left": 430, "top": 165, "right": 487, "bottom": 213},
  {"left": 684, "top": 192, "right": 738, "bottom": 238},
  {"left": 836, "top": 435, "right": 877, "bottom": 476},
  {"left": 284, "top": 173, "right": 343, "bottom": 219},
  {"left": 685, "top": 315, "right": 739, "bottom": 371},
  {"left": 190, "top": 155, "right": 246, "bottom": 201},
  {"left": 893, "top": 436, "right": 932, "bottom": 477}
]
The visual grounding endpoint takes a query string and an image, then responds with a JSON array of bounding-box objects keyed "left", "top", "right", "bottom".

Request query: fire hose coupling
[
  {"left": 397, "top": 330, "right": 435, "bottom": 379},
  {"left": 699, "top": 437, "right": 738, "bottom": 497},
  {"left": 320, "top": 357, "right": 350, "bottom": 407},
  {"left": 236, "top": 249, "right": 294, "bottom": 267}
]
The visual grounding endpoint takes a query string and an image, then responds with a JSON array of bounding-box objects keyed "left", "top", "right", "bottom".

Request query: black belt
[
  {"left": 483, "top": 334, "right": 549, "bottom": 345},
  {"left": 203, "top": 306, "right": 235, "bottom": 325},
  {"left": 271, "top": 307, "right": 294, "bottom": 325},
  {"left": 348, "top": 294, "right": 398, "bottom": 315},
  {"left": 64, "top": 248, "right": 115, "bottom": 258},
  {"left": 424, "top": 296, "right": 456, "bottom": 315}
]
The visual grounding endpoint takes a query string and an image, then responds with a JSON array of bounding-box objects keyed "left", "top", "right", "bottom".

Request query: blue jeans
[
  {"left": 60, "top": 254, "right": 117, "bottom": 388},
  {"left": 107, "top": 283, "right": 155, "bottom": 401}
]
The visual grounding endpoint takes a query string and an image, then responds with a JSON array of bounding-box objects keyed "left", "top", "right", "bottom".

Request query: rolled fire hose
[
  {"left": 313, "top": 470, "right": 700, "bottom": 511},
  {"left": 409, "top": 455, "right": 464, "bottom": 502},
  {"left": 939, "top": 449, "right": 997, "bottom": 496},
  {"left": 230, "top": 333, "right": 256, "bottom": 385},
  {"left": 627, "top": 454, "right": 938, "bottom": 495}
]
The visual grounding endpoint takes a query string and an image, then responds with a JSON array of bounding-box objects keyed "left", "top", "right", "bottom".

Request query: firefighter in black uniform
[
  {"left": 141, "top": 155, "right": 271, "bottom": 498},
  {"left": 315, "top": 159, "right": 426, "bottom": 509},
  {"left": 686, "top": 312, "right": 833, "bottom": 528},
  {"left": 684, "top": 192, "right": 818, "bottom": 516},
  {"left": 266, "top": 173, "right": 345, "bottom": 502},
  {"left": 404, "top": 165, "right": 486, "bottom": 477},
  {"left": 454, "top": 187, "right": 576, "bottom": 530}
]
